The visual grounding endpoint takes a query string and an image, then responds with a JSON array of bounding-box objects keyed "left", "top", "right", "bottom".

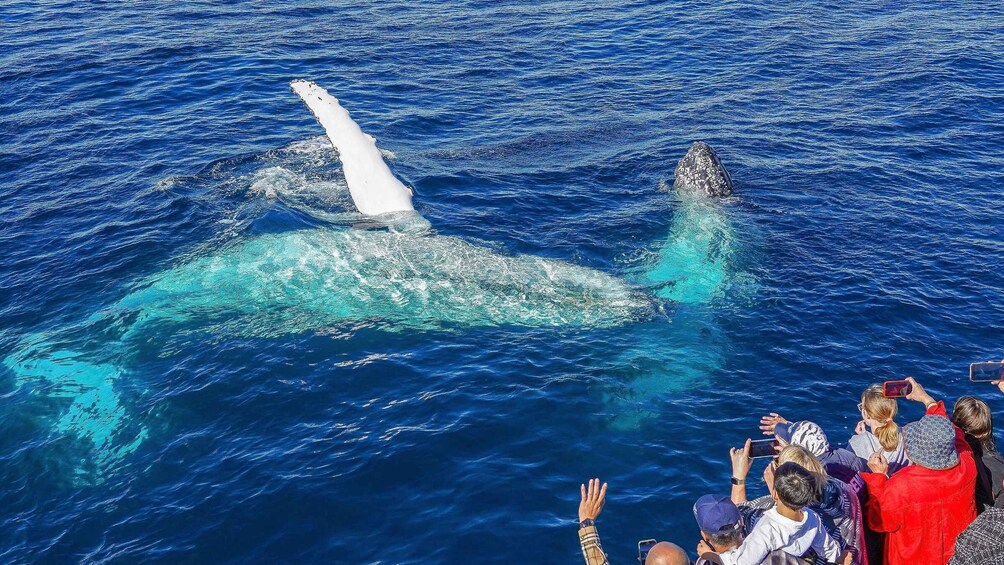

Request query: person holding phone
[
  {"left": 759, "top": 417, "right": 865, "bottom": 486},
  {"left": 709, "top": 463, "right": 843, "bottom": 565},
  {"left": 860, "top": 377, "right": 978, "bottom": 565},
  {"left": 951, "top": 396, "right": 1004, "bottom": 511},
  {"left": 848, "top": 384, "right": 909, "bottom": 476},
  {"left": 693, "top": 495, "right": 746, "bottom": 562}
]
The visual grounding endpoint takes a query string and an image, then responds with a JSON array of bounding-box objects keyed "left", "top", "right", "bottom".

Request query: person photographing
[
  {"left": 860, "top": 377, "right": 977, "bottom": 565},
  {"left": 706, "top": 462, "right": 844, "bottom": 564},
  {"left": 849, "top": 384, "right": 909, "bottom": 475}
]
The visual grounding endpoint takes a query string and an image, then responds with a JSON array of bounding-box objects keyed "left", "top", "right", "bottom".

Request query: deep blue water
[{"left": 2, "top": 1, "right": 1004, "bottom": 563}]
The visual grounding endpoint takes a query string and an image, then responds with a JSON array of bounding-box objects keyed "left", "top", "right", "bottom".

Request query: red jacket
[{"left": 860, "top": 401, "right": 977, "bottom": 565}]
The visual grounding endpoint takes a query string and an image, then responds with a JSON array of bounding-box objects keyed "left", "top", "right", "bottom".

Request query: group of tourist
[{"left": 576, "top": 377, "right": 1004, "bottom": 565}]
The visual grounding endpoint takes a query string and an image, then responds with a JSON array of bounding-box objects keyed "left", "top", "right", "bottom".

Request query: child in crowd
[
  {"left": 729, "top": 445, "right": 863, "bottom": 565},
  {"left": 714, "top": 463, "right": 844, "bottom": 565},
  {"left": 777, "top": 447, "right": 865, "bottom": 565},
  {"left": 849, "top": 384, "right": 910, "bottom": 475}
]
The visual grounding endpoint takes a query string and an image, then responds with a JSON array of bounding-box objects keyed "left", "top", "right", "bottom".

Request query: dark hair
[
  {"left": 707, "top": 528, "right": 743, "bottom": 549},
  {"left": 952, "top": 396, "right": 997, "bottom": 453},
  {"left": 773, "top": 462, "right": 818, "bottom": 511}
]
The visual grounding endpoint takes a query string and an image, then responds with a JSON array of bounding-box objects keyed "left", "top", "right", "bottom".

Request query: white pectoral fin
[{"left": 290, "top": 80, "right": 414, "bottom": 216}]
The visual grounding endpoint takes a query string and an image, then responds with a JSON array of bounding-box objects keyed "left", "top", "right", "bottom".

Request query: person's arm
[
  {"left": 905, "top": 377, "right": 971, "bottom": 455},
  {"left": 578, "top": 478, "right": 609, "bottom": 565},
  {"left": 721, "top": 520, "right": 772, "bottom": 565},
  {"left": 731, "top": 439, "right": 753, "bottom": 504},
  {"left": 578, "top": 525, "right": 608, "bottom": 565},
  {"left": 860, "top": 466, "right": 903, "bottom": 533},
  {"left": 903, "top": 377, "right": 939, "bottom": 413}
]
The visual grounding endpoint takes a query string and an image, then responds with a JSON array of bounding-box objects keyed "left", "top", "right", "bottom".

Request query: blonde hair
[
  {"left": 862, "top": 384, "right": 901, "bottom": 452},
  {"left": 778, "top": 445, "right": 826, "bottom": 477},
  {"left": 777, "top": 445, "right": 826, "bottom": 502}
]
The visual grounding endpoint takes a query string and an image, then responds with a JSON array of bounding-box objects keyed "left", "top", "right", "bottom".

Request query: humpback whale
[{"left": 4, "top": 80, "right": 744, "bottom": 472}]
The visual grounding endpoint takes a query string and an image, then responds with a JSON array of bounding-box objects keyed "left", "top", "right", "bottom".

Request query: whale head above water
[{"left": 673, "top": 141, "right": 734, "bottom": 198}]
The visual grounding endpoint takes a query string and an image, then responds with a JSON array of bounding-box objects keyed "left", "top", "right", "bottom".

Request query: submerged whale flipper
[
  {"left": 290, "top": 80, "right": 414, "bottom": 216},
  {"left": 4, "top": 347, "right": 147, "bottom": 475}
]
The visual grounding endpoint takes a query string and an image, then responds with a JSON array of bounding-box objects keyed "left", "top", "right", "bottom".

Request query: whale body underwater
[{"left": 5, "top": 80, "right": 745, "bottom": 472}]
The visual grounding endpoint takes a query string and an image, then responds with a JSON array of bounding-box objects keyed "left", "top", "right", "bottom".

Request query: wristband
[
  {"left": 731, "top": 477, "right": 745, "bottom": 486},
  {"left": 579, "top": 518, "right": 595, "bottom": 529}
]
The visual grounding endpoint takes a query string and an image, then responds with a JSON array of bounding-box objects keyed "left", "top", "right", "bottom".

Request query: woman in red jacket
[{"left": 860, "top": 378, "right": 978, "bottom": 565}]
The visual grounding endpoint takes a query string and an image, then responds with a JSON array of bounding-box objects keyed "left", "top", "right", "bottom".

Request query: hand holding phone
[
  {"left": 970, "top": 362, "right": 1004, "bottom": 383},
  {"left": 882, "top": 380, "right": 912, "bottom": 398}
]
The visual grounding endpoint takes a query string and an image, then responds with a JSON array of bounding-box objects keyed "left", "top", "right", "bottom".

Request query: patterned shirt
[
  {"left": 948, "top": 507, "right": 1004, "bottom": 565},
  {"left": 578, "top": 525, "right": 609, "bottom": 565}
]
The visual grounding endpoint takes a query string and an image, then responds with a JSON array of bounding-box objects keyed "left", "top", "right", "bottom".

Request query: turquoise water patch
[
  {"left": 633, "top": 196, "right": 748, "bottom": 304},
  {"left": 4, "top": 348, "right": 146, "bottom": 477}
]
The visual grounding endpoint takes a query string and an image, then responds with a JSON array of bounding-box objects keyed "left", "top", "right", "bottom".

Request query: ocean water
[{"left": 2, "top": 1, "right": 1003, "bottom": 563}]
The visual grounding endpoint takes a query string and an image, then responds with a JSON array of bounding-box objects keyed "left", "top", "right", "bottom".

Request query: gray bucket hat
[{"left": 902, "top": 414, "right": 960, "bottom": 470}]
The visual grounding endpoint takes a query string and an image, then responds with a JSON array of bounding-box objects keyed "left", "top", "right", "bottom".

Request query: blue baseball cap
[{"left": 693, "top": 495, "right": 742, "bottom": 534}]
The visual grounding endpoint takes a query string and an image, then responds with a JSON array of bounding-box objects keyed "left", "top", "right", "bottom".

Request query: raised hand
[
  {"left": 904, "top": 377, "right": 935, "bottom": 406},
  {"left": 578, "top": 478, "right": 608, "bottom": 523},
  {"left": 867, "top": 451, "right": 889, "bottom": 476},
  {"left": 730, "top": 439, "right": 753, "bottom": 480},
  {"left": 759, "top": 412, "right": 788, "bottom": 436},
  {"left": 763, "top": 460, "right": 778, "bottom": 493},
  {"left": 855, "top": 420, "right": 867, "bottom": 435}
]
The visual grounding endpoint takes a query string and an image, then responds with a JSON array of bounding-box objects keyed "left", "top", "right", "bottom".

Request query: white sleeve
[{"left": 720, "top": 522, "right": 773, "bottom": 565}]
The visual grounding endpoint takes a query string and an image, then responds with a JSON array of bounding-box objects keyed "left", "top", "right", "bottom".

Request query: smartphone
[
  {"left": 747, "top": 438, "right": 779, "bottom": 459},
  {"left": 970, "top": 362, "right": 1004, "bottom": 383},
  {"left": 883, "top": 380, "right": 912, "bottom": 398},
  {"left": 638, "top": 539, "right": 657, "bottom": 563}
]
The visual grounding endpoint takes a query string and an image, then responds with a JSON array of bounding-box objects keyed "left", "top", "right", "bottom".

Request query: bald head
[{"left": 645, "top": 542, "right": 690, "bottom": 565}]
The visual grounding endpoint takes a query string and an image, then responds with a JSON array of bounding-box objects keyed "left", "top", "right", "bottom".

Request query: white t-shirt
[{"left": 718, "top": 507, "right": 841, "bottom": 565}]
